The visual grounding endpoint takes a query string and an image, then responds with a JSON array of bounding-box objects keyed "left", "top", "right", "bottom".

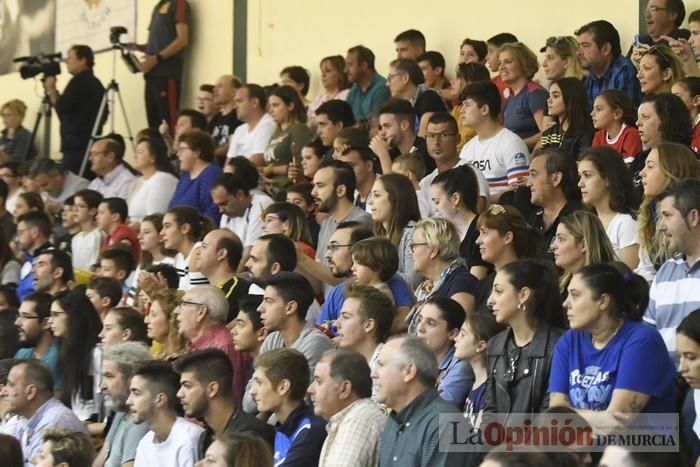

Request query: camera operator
[
  {"left": 43, "top": 45, "right": 104, "bottom": 177},
  {"left": 127, "top": 0, "right": 191, "bottom": 131}
]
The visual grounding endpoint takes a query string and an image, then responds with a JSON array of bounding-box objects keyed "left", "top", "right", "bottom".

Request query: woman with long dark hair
[
  {"left": 48, "top": 290, "right": 102, "bottom": 421},
  {"left": 578, "top": 146, "right": 640, "bottom": 269},
  {"left": 127, "top": 132, "right": 178, "bottom": 223},
  {"left": 540, "top": 77, "right": 594, "bottom": 160},
  {"left": 368, "top": 173, "right": 422, "bottom": 288},
  {"left": 159, "top": 206, "right": 212, "bottom": 290}
]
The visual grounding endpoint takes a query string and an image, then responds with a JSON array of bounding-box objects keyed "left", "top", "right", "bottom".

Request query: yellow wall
[
  {"left": 5, "top": 0, "right": 700, "bottom": 162},
  {"left": 246, "top": 0, "right": 643, "bottom": 95},
  {"left": 0, "top": 0, "right": 232, "bottom": 161}
]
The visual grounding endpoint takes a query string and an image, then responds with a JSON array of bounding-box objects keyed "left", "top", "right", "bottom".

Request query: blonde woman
[
  {"left": 553, "top": 210, "right": 616, "bottom": 295},
  {"left": 145, "top": 289, "right": 188, "bottom": 361},
  {"left": 261, "top": 201, "right": 316, "bottom": 258},
  {"left": 499, "top": 42, "right": 549, "bottom": 149},
  {"left": 637, "top": 142, "right": 700, "bottom": 281},
  {"left": 0, "top": 100, "right": 34, "bottom": 161},
  {"left": 635, "top": 44, "right": 685, "bottom": 95},
  {"left": 540, "top": 36, "right": 585, "bottom": 83}
]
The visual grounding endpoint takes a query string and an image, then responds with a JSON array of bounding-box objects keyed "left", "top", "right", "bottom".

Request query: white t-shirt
[
  {"left": 174, "top": 243, "right": 209, "bottom": 290},
  {"left": 72, "top": 228, "right": 106, "bottom": 271},
  {"left": 220, "top": 193, "right": 273, "bottom": 247},
  {"left": 606, "top": 213, "right": 639, "bottom": 259},
  {"left": 226, "top": 113, "right": 277, "bottom": 160},
  {"left": 134, "top": 417, "right": 203, "bottom": 467},
  {"left": 459, "top": 127, "right": 529, "bottom": 196},
  {"left": 419, "top": 161, "right": 490, "bottom": 216},
  {"left": 127, "top": 171, "right": 179, "bottom": 223}
]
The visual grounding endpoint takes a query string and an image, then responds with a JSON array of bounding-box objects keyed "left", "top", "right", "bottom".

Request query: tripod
[
  {"left": 25, "top": 91, "right": 52, "bottom": 160},
  {"left": 79, "top": 46, "right": 136, "bottom": 178}
]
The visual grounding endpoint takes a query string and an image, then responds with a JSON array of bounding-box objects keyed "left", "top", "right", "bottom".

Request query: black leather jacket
[{"left": 483, "top": 322, "right": 563, "bottom": 418}]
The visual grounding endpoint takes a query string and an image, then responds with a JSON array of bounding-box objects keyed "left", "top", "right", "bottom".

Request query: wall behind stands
[
  {"left": 2, "top": 0, "right": 700, "bottom": 162},
  {"left": 0, "top": 0, "right": 233, "bottom": 162}
]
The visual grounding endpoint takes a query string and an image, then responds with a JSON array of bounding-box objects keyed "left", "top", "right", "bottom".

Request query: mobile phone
[{"left": 634, "top": 34, "right": 641, "bottom": 47}]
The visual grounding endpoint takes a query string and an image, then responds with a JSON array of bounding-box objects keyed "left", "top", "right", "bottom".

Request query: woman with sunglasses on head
[
  {"left": 578, "top": 147, "right": 641, "bottom": 270},
  {"left": 540, "top": 36, "right": 584, "bottom": 84},
  {"left": 636, "top": 44, "right": 685, "bottom": 95},
  {"left": 430, "top": 166, "right": 489, "bottom": 280},
  {"left": 549, "top": 264, "right": 676, "bottom": 426},
  {"left": 483, "top": 259, "right": 565, "bottom": 417},
  {"left": 473, "top": 204, "right": 543, "bottom": 314},
  {"left": 405, "top": 217, "right": 478, "bottom": 335}
]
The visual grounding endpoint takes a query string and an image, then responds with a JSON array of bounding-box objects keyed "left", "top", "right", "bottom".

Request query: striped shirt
[
  {"left": 318, "top": 398, "right": 387, "bottom": 467},
  {"left": 644, "top": 254, "right": 700, "bottom": 361},
  {"left": 174, "top": 243, "right": 208, "bottom": 290},
  {"left": 459, "top": 127, "right": 529, "bottom": 196}
]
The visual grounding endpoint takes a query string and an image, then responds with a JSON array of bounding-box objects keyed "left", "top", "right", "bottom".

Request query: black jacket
[{"left": 483, "top": 322, "right": 563, "bottom": 418}]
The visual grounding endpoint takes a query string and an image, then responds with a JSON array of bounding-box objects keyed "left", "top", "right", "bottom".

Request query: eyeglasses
[
  {"left": 425, "top": 131, "right": 457, "bottom": 140},
  {"left": 409, "top": 242, "right": 429, "bottom": 252},
  {"left": 386, "top": 72, "right": 404, "bottom": 81},
  {"left": 645, "top": 5, "right": 668, "bottom": 14},
  {"left": 326, "top": 243, "right": 353, "bottom": 252},
  {"left": 17, "top": 313, "right": 41, "bottom": 320},
  {"left": 178, "top": 300, "right": 205, "bottom": 308}
]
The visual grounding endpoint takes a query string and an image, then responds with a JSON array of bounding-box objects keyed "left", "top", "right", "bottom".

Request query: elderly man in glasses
[{"left": 175, "top": 285, "right": 250, "bottom": 408}]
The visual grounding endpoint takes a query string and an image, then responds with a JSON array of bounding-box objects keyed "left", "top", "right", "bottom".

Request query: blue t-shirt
[
  {"left": 549, "top": 321, "right": 676, "bottom": 412},
  {"left": 502, "top": 81, "right": 548, "bottom": 140},
  {"left": 15, "top": 342, "right": 63, "bottom": 390},
  {"left": 168, "top": 163, "right": 222, "bottom": 223},
  {"left": 316, "top": 275, "right": 415, "bottom": 329}
]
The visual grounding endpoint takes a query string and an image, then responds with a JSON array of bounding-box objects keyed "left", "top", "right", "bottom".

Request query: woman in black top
[
  {"left": 482, "top": 259, "right": 564, "bottom": 417},
  {"left": 430, "top": 165, "right": 489, "bottom": 279}
]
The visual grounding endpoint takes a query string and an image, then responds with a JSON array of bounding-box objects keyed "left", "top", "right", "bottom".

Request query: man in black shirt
[
  {"left": 43, "top": 45, "right": 104, "bottom": 176},
  {"left": 370, "top": 98, "right": 434, "bottom": 175},
  {"left": 209, "top": 74, "right": 243, "bottom": 162},
  {"left": 131, "top": 0, "right": 190, "bottom": 130}
]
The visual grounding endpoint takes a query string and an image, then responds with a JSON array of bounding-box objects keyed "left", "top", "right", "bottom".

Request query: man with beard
[
  {"left": 13, "top": 293, "right": 61, "bottom": 387},
  {"left": 173, "top": 349, "right": 273, "bottom": 457},
  {"left": 297, "top": 160, "right": 371, "bottom": 292},
  {"left": 94, "top": 342, "right": 153, "bottom": 467},
  {"left": 126, "top": 361, "right": 203, "bottom": 466},
  {"left": 313, "top": 223, "right": 414, "bottom": 334},
  {"left": 31, "top": 249, "right": 72, "bottom": 296}
]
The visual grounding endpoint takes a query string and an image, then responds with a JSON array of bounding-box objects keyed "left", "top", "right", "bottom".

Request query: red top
[
  {"left": 591, "top": 125, "right": 642, "bottom": 164},
  {"left": 491, "top": 75, "right": 512, "bottom": 106},
  {"left": 691, "top": 121, "right": 700, "bottom": 154},
  {"left": 191, "top": 324, "right": 251, "bottom": 408},
  {"left": 102, "top": 223, "right": 141, "bottom": 260}
]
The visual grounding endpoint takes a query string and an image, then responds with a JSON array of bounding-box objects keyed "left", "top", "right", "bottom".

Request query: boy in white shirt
[
  {"left": 127, "top": 360, "right": 203, "bottom": 467},
  {"left": 71, "top": 189, "right": 105, "bottom": 277}
]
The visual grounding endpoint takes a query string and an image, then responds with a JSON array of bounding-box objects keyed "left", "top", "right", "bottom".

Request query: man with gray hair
[
  {"left": 373, "top": 336, "right": 470, "bottom": 467},
  {"left": 175, "top": 285, "right": 249, "bottom": 408},
  {"left": 308, "top": 349, "right": 386, "bottom": 467},
  {"left": 94, "top": 341, "right": 153, "bottom": 467}
]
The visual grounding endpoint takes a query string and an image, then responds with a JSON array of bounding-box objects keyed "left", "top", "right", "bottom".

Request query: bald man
[
  {"left": 196, "top": 228, "right": 251, "bottom": 321},
  {"left": 210, "top": 74, "right": 243, "bottom": 160}
]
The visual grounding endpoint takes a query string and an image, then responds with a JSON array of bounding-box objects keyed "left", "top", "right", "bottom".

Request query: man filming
[{"left": 43, "top": 45, "right": 104, "bottom": 176}]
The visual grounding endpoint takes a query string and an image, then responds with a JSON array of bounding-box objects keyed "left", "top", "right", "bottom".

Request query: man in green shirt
[{"left": 346, "top": 45, "right": 390, "bottom": 120}]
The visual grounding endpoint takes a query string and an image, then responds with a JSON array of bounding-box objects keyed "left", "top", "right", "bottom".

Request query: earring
[{"left": 517, "top": 302, "right": 526, "bottom": 313}]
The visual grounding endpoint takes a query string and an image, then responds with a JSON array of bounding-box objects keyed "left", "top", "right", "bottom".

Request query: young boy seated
[
  {"left": 71, "top": 189, "right": 105, "bottom": 280},
  {"left": 250, "top": 348, "right": 326, "bottom": 464},
  {"left": 391, "top": 153, "right": 430, "bottom": 218},
  {"left": 97, "top": 245, "right": 136, "bottom": 294},
  {"left": 231, "top": 295, "right": 268, "bottom": 414},
  {"left": 86, "top": 276, "right": 124, "bottom": 321},
  {"left": 350, "top": 237, "right": 399, "bottom": 303},
  {"left": 54, "top": 195, "right": 81, "bottom": 252},
  {"left": 97, "top": 197, "right": 141, "bottom": 260}
]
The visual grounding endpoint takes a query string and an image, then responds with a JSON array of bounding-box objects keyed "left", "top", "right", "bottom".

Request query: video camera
[
  {"left": 109, "top": 26, "right": 141, "bottom": 74},
  {"left": 14, "top": 53, "right": 62, "bottom": 80}
]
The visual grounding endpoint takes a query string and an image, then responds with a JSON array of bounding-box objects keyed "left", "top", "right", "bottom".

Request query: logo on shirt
[
  {"left": 569, "top": 366, "right": 613, "bottom": 410},
  {"left": 513, "top": 152, "right": 528, "bottom": 167}
]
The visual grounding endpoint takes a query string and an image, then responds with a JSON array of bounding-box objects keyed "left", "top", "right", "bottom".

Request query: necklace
[{"left": 591, "top": 320, "right": 624, "bottom": 347}]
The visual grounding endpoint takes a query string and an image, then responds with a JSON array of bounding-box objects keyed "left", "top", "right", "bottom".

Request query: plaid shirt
[
  {"left": 319, "top": 398, "right": 386, "bottom": 467},
  {"left": 584, "top": 54, "right": 641, "bottom": 107}
]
